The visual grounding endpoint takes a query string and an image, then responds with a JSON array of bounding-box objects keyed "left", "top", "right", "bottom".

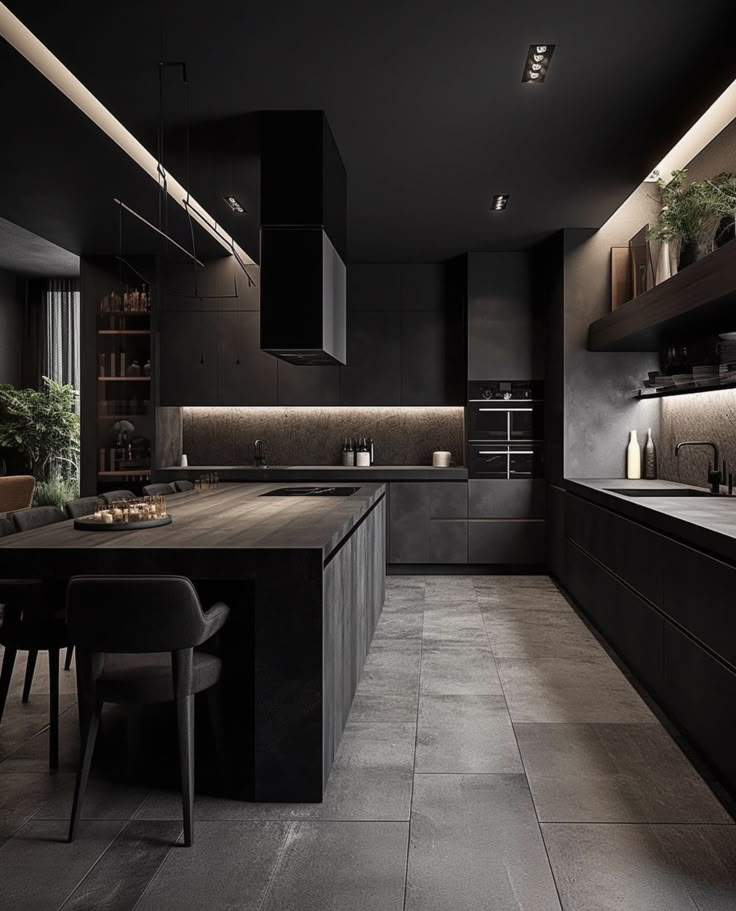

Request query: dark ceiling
[{"left": 1, "top": 0, "right": 735, "bottom": 263}]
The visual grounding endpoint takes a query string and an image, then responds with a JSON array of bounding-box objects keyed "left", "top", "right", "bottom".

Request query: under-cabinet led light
[
  {"left": 224, "top": 196, "right": 246, "bottom": 214},
  {"left": 0, "top": 2, "right": 256, "bottom": 265},
  {"left": 522, "top": 44, "right": 555, "bottom": 84},
  {"left": 491, "top": 194, "right": 509, "bottom": 211}
]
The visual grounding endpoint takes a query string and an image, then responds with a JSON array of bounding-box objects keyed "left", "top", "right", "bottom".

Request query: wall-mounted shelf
[
  {"left": 97, "top": 376, "right": 151, "bottom": 382},
  {"left": 589, "top": 242, "right": 736, "bottom": 352},
  {"left": 636, "top": 379, "right": 736, "bottom": 399},
  {"left": 98, "top": 470, "right": 152, "bottom": 478},
  {"left": 98, "top": 330, "right": 151, "bottom": 336}
]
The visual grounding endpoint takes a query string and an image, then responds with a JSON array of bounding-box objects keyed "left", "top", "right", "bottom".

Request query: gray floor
[{"left": 0, "top": 574, "right": 735, "bottom": 910}]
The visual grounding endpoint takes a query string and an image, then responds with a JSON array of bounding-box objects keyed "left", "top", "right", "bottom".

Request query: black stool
[{"left": 66, "top": 575, "right": 229, "bottom": 846}]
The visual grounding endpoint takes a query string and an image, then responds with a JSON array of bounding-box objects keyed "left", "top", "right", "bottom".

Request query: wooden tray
[{"left": 73, "top": 515, "right": 172, "bottom": 531}]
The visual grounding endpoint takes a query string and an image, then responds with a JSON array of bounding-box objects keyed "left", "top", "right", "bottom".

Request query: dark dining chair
[
  {"left": 0, "top": 516, "right": 15, "bottom": 537},
  {"left": 0, "top": 577, "right": 68, "bottom": 769},
  {"left": 100, "top": 490, "right": 135, "bottom": 505},
  {"left": 142, "top": 482, "right": 177, "bottom": 496},
  {"left": 174, "top": 480, "right": 195, "bottom": 492},
  {"left": 66, "top": 575, "right": 230, "bottom": 846},
  {"left": 10, "top": 504, "right": 74, "bottom": 685},
  {"left": 13, "top": 505, "right": 66, "bottom": 533},
  {"left": 66, "top": 496, "right": 102, "bottom": 519}
]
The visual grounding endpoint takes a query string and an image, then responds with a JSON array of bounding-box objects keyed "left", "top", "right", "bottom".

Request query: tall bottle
[
  {"left": 368, "top": 437, "right": 374, "bottom": 465},
  {"left": 356, "top": 437, "right": 371, "bottom": 467},
  {"left": 626, "top": 430, "right": 641, "bottom": 480},
  {"left": 644, "top": 428, "right": 657, "bottom": 480},
  {"left": 342, "top": 438, "right": 355, "bottom": 467}
]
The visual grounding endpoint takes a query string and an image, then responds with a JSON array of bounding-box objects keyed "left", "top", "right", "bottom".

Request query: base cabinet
[
  {"left": 562, "top": 488, "right": 736, "bottom": 797},
  {"left": 388, "top": 482, "right": 467, "bottom": 564},
  {"left": 468, "top": 521, "right": 545, "bottom": 564}
]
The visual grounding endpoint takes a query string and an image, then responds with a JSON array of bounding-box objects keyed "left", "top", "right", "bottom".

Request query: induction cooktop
[{"left": 259, "top": 486, "right": 360, "bottom": 497}]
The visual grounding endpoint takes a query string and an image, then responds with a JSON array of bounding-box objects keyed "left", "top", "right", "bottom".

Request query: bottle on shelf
[
  {"left": 356, "top": 437, "right": 371, "bottom": 467},
  {"left": 368, "top": 437, "right": 374, "bottom": 465},
  {"left": 342, "top": 438, "right": 355, "bottom": 467},
  {"left": 626, "top": 430, "right": 641, "bottom": 480}
]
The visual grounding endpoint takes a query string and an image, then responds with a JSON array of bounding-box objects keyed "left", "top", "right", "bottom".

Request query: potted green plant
[
  {"left": 0, "top": 376, "right": 80, "bottom": 507},
  {"left": 697, "top": 171, "right": 736, "bottom": 250},
  {"left": 650, "top": 169, "right": 736, "bottom": 272}
]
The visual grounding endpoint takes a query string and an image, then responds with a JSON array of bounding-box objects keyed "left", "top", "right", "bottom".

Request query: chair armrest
[{"left": 201, "top": 601, "right": 230, "bottom": 639}]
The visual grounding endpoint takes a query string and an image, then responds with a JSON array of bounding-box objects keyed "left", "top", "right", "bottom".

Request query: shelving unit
[
  {"left": 588, "top": 242, "right": 736, "bottom": 352},
  {"left": 635, "top": 378, "right": 736, "bottom": 399}
]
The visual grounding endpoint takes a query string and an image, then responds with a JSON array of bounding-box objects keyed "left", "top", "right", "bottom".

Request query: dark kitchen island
[{"left": 0, "top": 482, "right": 386, "bottom": 802}]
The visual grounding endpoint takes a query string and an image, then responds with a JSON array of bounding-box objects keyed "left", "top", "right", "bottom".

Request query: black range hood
[{"left": 260, "top": 111, "right": 347, "bottom": 366}]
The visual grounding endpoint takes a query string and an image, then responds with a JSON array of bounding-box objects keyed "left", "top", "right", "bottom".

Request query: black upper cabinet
[
  {"left": 467, "top": 252, "right": 543, "bottom": 380},
  {"left": 340, "top": 263, "right": 464, "bottom": 405},
  {"left": 347, "top": 265, "right": 401, "bottom": 310},
  {"left": 218, "top": 312, "right": 277, "bottom": 405},
  {"left": 159, "top": 311, "right": 276, "bottom": 406},
  {"left": 159, "top": 311, "right": 219, "bottom": 406},
  {"left": 340, "top": 310, "right": 401, "bottom": 405},
  {"left": 277, "top": 362, "right": 340, "bottom": 406}
]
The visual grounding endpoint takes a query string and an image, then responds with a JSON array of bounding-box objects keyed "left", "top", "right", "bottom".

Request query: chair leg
[
  {"left": 48, "top": 649, "right": 60, "bottom": 771},
  {"left": 68, "top": 699, "right": 101, "bottom": 842},
  {"left": 126, "top": 705, "right": 141, "bottom": 779},
  {"left": 0, "top": 647, "right": 18, "bottom": 724},
  {"left": 64, "top": 646, "right": 74, "bottom": 671},
  {"left": 176, "top": 695, "right": 195, "bottom": 847},
  {"left": 207, "top": 685, "right": 228, "bottom": 789},
  {"left": 22, "top": 650, "right": 38, "bottom": 703}
]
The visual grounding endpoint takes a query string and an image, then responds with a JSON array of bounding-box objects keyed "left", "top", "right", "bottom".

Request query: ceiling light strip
[
  {"left": 0, "top": 2, "right": 255, "bottom": 265},
  {"left": 645, "top": 77, "right": 736, "bottom": 183}
]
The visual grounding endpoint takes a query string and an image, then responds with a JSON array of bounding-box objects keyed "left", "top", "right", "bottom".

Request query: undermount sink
[{"left": 605, "top": 487, "right": 715, "bottom": 497}]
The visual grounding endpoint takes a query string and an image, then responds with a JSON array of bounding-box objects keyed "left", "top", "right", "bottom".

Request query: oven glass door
[
  {"left": 469, "top": 407, "right": 509, "bottom": 441},
  {"left": 508, "top": 408, "right": 534, "bottom": 441},
  {"left": 469, "top": 445, "right": 509, "bottom": 479}
]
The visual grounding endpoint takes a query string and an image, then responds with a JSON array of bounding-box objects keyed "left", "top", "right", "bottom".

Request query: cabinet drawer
[
  {"left": 388, "top": 482, "right": 467, "bottom": 563},
  {"left": 468, "top": 479, "right": 545, "bottom": 518},
  {"left": 566, "top": 494, "right": 662, "bottom": 607},
  {"left": 468, "top": 520, "right": 545, "bottom": 564},
  {"left": 661, "top": 539, "right": 736, "bottom": 670},
  {"left": 661, "top": 622, "right": 736, "bottom": 793},
  {"left": 429, "top": 520, "right": 468, "bottom": 563},
  {"left": 566, "top": 541, "right": 663, "bottom": 696}
]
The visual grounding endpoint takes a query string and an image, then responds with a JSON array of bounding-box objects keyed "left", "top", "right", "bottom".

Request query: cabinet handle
[{"left": 200, "top": 353, "right": 205, "bottom": 365}]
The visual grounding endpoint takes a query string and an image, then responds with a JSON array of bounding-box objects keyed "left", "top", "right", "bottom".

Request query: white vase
[
  {"left": 655, "top": 241, "right": 672, "bottom": 285},
  {"left": 626, "top": 430, "right": 641, "bottom": 480}
]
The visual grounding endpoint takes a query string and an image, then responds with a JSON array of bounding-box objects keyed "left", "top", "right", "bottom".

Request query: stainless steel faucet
[
  {"left": 254, "top": 439, "right": 267, "bottom": 469},
  {"left": 674, "top": 440, "right": 721, "bottom": 494}
]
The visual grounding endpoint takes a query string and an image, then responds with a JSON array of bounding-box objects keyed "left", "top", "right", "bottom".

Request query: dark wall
[{"left": 0, "top": 269, "right": 24, "bottom": 386}]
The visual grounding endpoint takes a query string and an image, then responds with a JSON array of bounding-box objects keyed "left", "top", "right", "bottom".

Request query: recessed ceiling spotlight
[
  {"left": 224, "top": 195, "right": 246, "bottom": 214},
  {"left": 522, "top": 44, "right": 555, "bottom": 84},
  {"left": 491, "top": 194, "right": 509, "bottom": 211}
]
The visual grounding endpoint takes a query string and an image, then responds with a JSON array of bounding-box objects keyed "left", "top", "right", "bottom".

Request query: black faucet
[
  {"left": 674, "top": 441, "right": 721, "bottom": 494},
  {"left": 254, "top": 439, "right": 267, "bottom": 469}
]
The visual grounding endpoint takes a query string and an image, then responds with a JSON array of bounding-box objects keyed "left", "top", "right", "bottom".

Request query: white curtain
[{"left": 41, "top": 278, "right": 80, "bottom": 390}]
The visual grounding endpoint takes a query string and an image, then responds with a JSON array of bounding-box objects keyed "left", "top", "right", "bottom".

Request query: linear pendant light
[{"left": 0, "top": 2, "right": 255, "bottom": 265}]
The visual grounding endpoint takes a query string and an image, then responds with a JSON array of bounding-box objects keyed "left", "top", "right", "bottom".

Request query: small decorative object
[
  {"left": 629, "top": 226, "right": 654, "bottom": 298},
  {"left": 74, "top": 495, "right": 171, "bottom": 531},
  {"left": 611, "top": 246, "right": 631, "bottom": 310},
  {"left": 180, "top": 453, "right": 189, "bottom": 467},
  {"left": 126, "top": 360, "right": 142, "bottom": 377},
  {"left": 654, "top": 241, "right": 672, "bottom": 286},
  {"left": 626, "top": 430, "right": 641, "bottom": 480},
  {"left": 433, "top": 451, "right": 452, "bottom": 468},
  {"left": 143, "top": 359, "right": 151, "bottom": 377},
  {"left": 355, "top": 438, "right": 371, "bottom": 467},
  {"left": 644, "top": 428, "right": 657, "bottom": 480}
]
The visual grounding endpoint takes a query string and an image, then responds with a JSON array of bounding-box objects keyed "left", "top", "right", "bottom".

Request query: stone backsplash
[
  {"left": 659, "top": 389, "right": 736, "bottom": 486},
  {"left": 181, "top": 407, "right": 465, "bottom": 467}
]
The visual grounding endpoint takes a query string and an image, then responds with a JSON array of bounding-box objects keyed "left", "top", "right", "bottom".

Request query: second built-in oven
[
  {"left": 467, "top": 380, "right": 544, "bottom": 479},
  {"left": 468, "top": 443, "right": 544, "bottom": 479}
]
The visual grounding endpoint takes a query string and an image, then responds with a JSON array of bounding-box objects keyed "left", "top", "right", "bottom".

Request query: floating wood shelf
[
  {"left": 636, "top": 379, "right": 736, "bottom": 399},
  {"left": 97, "top": 376, "right": 150, "bottom": 381},
  {"left": 589, "top": 242, "right": 736, "bottom": 352},
  {"left": 97, "top": 330, "right": 151, "bottom": 336}
]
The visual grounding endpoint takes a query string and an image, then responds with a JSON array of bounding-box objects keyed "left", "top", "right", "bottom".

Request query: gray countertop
[
  {"left": 157, "top": 465, "right": 468, "bottom": 481},
  {"left": 565, "top": 478, "right": 736, "bottom": 565},
  {"left": 0, "top": 482, "right": 386, "bottom": 560}
]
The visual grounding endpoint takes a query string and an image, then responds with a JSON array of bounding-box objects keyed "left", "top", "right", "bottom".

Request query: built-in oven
[
  {"left": 468, "top": 443, "right": 544, "bottom": 479},
  {"left": 467, "top": 381, "right": 544, "bottom": 479}
]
